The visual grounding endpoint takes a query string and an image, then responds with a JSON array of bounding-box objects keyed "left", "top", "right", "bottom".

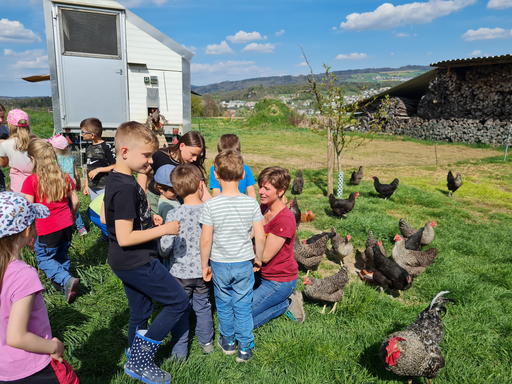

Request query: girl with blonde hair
[
  {"left": 0, "top": 109, "right": 35, "bottom": 192},
  {"left": 21, "top": 139, "right": 80, "bottom": 304}
]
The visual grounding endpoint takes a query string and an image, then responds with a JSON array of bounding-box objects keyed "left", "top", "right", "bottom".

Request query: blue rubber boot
[{"left": 124, "top": 329, "right": 172, "bottom": 384}]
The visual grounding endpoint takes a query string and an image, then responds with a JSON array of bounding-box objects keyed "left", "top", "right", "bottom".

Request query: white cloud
[
  {"left": 487, "top": 0, "right": 512, "bottom": 9},
  {"left": 0, "top": 19, "right": 41, "bottom": 44},
  {"left": 427, "top": 52, "right": 433, "bottom": 55},
  {"left": 226, "top": 31, "right": 267, "bottom": 44},
  {"left": 335, "top": 52, "right": 368, "bottom": 60},
  {"left": 241, "top": 43, "right": 275, "bottom": 53},
  {"left": 340, "top": 0, "right": 476, "bottom": 31},
  {"left": 205, "top": 41, "right": 234, "bottom": 55},
  {"left": 117, "top": 0, "right": 169, "bottom": 7},
  {"left": 4, "top": 48, "right": 48, "bottom": 69},
  {"left": 390, "top": 52, "right": 395, "bottom": 55},
  {"left": 462, "top": 27, "right": 512, "bottom": 41},
  {"left": 469, "top": 50, "right": 482, "bottom": 57},
  {"left": 396, "top": 32, "right": 410, "bottom": 37},
  {"left": 181, "top": 44, "right": 197, "bottom": 53},
  {"left": 296, "top": 62, "right": 308, "bottom": 67},
  {"left": 331, "top": 26, "right": 337, "bottom": 30},
  {"left": 275, "top": 29, "right": 285, "bottom": 36}
]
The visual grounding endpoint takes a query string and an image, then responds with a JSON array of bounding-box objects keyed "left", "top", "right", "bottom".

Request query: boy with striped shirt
[{"left": 200, "top": 149, "right": 265, "bottom": 363}]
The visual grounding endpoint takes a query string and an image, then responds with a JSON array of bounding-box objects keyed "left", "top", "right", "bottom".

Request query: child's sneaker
[
  {"left": 236, "top": 342, "right": 254, "bottom": 363},
  {"left": 217, "top": 335, "right": 237, "bottom": 355},
  {"left": 78, "top": 227, "right": 88, "bottom": 236},
  {"left": 198, "top": 339, "right": 214, "bottom": 354},
  {"left": 285, "top": 291, "right": 306, "bottom": 323},
  {"left": 64, "top": 277, "right": 79, "bottom": 304}
]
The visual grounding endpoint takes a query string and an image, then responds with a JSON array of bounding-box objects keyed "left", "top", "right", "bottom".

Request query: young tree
[
  {"left": 302, "top": 51, "right": 390, "bottom": 197},
  {"left": 191, "top": 95, "right": 203, "bottom": 117},
  {"left": 202, "top": 94, "right": 220, "bottom": 117}
]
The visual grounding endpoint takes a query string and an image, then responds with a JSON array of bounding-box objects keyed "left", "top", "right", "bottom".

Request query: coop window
[{"left": 60, "top": 8, "right": 121, "bottom": 59}]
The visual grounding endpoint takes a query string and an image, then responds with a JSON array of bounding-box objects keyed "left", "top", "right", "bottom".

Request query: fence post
[{"left": 504, "top": 124, "right": 512, "bottom": 162}]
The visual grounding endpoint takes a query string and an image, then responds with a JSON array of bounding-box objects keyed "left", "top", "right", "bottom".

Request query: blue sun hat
[
  {"left": 154, "top": 164, "right": 176, "bottom": 187},
  {"left": 0, "top": 192, "right": 49, "bottom": 239}
]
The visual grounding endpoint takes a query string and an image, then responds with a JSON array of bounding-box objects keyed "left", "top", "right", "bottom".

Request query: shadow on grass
[{"left": 436, "top": 188, "right": 450, "bottom": 196}]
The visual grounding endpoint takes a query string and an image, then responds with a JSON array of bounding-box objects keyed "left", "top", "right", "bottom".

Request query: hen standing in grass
[
  {"left": 300, "top": 210, "right": 315, "bottom": 224},
  {"left": 289, "top": 197, "right": 301, "bottom": 228},
  {"left": 362, "top": 230, "right": 386, "bottom": 269},
  {"left": 304, "top": 265, "right": 349, "bottom": 314},
  {"left": 373, "top": 176, "right": 399, "bottom": 199},
  {"left": 303, "top": 226, "right": 336, "bottom": 244},
  {"left": 365, "top": 245, "right": 413, "bottom": 291},
  {"left": 293, "top": 233, "right": 329, "bottom": 278},
  {"left": 292, "top": 169, "right": 304, "bottom": 195},
  {"left": 350, "top": 166, "right": 364, "bottom": 185},
  {"left": 399, "top": 219, "right": 437, "bottom": 249},
  {"left": 380, "top": 291, "right": 454, "bottom": 384},
  {"left": 329, "top": 192, "right": 359, "bottom": 218},
  {"left": 391, "top": 235, "right": 438, "bottom": 277},
  {"left": 447, "top": 171, "right": 462, "bottom": 197},
  {"left": 331, "top": 228, "right": 353, "bottom": 264}
]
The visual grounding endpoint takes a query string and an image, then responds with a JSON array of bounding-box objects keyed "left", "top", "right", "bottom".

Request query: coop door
[{"left": 53, "top": 5, "right": 129, "bottom": 128}]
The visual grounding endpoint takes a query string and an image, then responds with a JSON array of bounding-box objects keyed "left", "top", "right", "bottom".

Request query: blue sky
[{"left": 1, "top": 0, "right": 511, "bottom": 96}]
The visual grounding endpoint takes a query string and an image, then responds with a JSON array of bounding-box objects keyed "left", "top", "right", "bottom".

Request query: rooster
[
  {"left": 380, "top": 291, "right": 454, "bottom": 384},
  {"left": 361, "top": 245, "right": 412, "bottom": 291},
  {"left": 300, "top": 210, "right": 315, "bottom": 224},
  {"left": 399, "top": 219, "right": 437, "bottom": 249},
  {"left": 288, "top": 197, "right": 301, "bottom": 228},
  {"left": 292, "top": 169, "right": 304, "bottom": 195},
  {"left": 350, "top": 166, "right": 363, "bottom": 185},
  {"left": 304, "top": 266, "right": 349, "bottom": 314},
  {"left": 294, "top": 234, "right": 328, "bottom": 279},
  {"left": 391, "top": 235, "right": 438, "bottom": 277},
  {"left": 372, "top": 176, "right": 399, "bottom": 199},
  {"left": 329, "top": 192, "right": 359, "bottom": 218},
  {"left": 447, "top": 171, "right": 462, "bottom": 197}
]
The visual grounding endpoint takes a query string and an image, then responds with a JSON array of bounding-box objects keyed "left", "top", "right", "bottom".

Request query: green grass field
[{"left": 10, "top": 112, "right": 512, "bottom": 383}]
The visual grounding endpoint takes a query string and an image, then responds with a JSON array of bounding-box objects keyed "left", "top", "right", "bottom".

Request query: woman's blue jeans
[
  {"left": 252, "top": 277, "right": 297, "bottom": 329},
  {"left": 210, "top": 260, "right": 254, "bottom": 348}
]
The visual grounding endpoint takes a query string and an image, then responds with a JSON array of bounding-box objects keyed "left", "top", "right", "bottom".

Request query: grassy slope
[{"left": 16, "top": 113, "right": 512, "bottom": 383}]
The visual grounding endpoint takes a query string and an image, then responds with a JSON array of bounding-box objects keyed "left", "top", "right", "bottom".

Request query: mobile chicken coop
[{"left": 42, "top": 0, "right": 194, "bottom": 143}]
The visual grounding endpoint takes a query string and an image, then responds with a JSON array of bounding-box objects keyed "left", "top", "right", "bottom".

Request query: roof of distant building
[{"left": 430, "top": 54, "right": 512, "bottom": 68}]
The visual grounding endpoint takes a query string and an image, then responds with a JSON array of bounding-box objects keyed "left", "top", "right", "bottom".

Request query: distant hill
[{"left": 192, "top": 65, "right": 432, "bottom": 94}]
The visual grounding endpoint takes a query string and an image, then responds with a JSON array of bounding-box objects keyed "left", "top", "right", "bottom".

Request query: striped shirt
[{"left": 200, "top": 194, "right": 263, "bottom": 263}]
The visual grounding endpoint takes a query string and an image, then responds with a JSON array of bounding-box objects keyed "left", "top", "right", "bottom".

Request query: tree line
[{"left": 0, "top": 97, "right": 53, "bottom": 110}]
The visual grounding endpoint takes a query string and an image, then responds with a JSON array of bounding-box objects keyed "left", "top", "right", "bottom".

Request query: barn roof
[{"left": 430, "top": 54, "right": 512, "bottom": 68}]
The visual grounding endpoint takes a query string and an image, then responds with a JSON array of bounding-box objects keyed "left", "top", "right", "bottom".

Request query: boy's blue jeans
[
  {"left": 252, "top": 277, "right": 297, "bottom": 329},
  {"left": 67, "top": 199, "right": 85, "bottom": 231},
  {"left": 210, "top": 260, "right": 254, "bottom": 348},
  {"left": 34, "top": 227, "right": 73, "bottom": 287}
]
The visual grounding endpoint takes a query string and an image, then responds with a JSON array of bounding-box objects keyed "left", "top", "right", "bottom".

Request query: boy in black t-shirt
[
  {"left": 101, "top": 121, "right": 189, "bottom": 384},
  {"left": 81, "top": 118, "right": 116, "bottom": 202}
]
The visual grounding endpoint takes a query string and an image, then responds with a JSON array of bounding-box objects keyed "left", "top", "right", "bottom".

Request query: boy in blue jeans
[
  {"left": 200, "top": 149, "right": 265, "bottom": 363},
  {"left": 160, "top": 164, "right": 214, "bottom": 359},
  {"left": 102, "top": 121, "right": 189, "bottom": 384}
]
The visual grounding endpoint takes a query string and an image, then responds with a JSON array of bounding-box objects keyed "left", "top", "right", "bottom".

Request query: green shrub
[{"left": 246, "top": 98, "right": 294, "bottom": 127}]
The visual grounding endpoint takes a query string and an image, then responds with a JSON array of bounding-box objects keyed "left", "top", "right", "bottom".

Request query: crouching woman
[{"left": 252, "top": 166, "right": 305, "bottom": 328}]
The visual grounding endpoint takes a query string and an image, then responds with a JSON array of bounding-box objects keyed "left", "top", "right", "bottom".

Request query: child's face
[
  {"left": 0, "top": 111, "right": 5, "bottom": 125},
  {"left": 81, "top": 127, "right": 95, "bottom": 142},
  {"left": 160, "top": 187, "right": 177, "bottom": 200},
  {"left": 179, "top": 144, "right": 202, "bottom": 164},
  {"left": 124, "top": 142, "right": 155, "bottom": 174}
]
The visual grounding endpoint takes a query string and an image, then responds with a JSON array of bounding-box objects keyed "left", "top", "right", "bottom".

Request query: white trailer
[{"left": 43, "top": 0, "right": 194, "bottom": 139}]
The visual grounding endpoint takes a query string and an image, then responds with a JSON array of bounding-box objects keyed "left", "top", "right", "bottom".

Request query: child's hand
[
  {"left": 252, "top": 259, "right": 261, "bottom": 273},
  {"left": 83, "top": 186, "right": 89, "bottom": 196},
  {"left": 152, "top": 214, "right": 163, "bottom": 226},
  {"left": 88, "top": 169, "right": 99, "bottom": 180},
  {"left": 163, "top": 220, "right": 180, "bottom": 235},
  {"left": 202, "top": 266, "right": 212, "bottom": 282},
  {"left": 50, "top": 338, "right": 65, "bottom": 362}
]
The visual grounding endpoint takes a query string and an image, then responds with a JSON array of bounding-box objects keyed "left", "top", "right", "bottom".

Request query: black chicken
[
  {"left": 447, "top": 171, "right": 462, "bottom": 197},
  {"left": 380, "top": 291, "right": 454, "bottom": 384},
  {"left": 371, "top": 245, "right": 413, "bottom": 291},
  {"left": 372, "top": 176, "right": 399, "bottom": 199},
  {"left": 329, "top": 192, "right": 359, "bottom": 218},
  {"left": 349, "top": 166, "right": 364, "bottom": 185},
  {"left": 304, "top": 226, "right": 337, "bottom": 244},
  {"left": 292, "top": 169, "right": 304, "bottom": 195},
  {"left": 289, "top": 197, "right": 301, "bottom": 227}
]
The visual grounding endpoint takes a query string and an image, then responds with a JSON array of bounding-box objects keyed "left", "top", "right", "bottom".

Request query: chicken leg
[
  {"left": 320, "top": 304, "right": 327, "bottom": 314},
  {"left": 328, "top": 302, "right": 338, "bottom": 314}
]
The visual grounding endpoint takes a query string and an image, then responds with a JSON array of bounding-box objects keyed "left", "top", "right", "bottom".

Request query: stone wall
[{"left": 359, "top": 63, "right": 512, "bottom": 145}]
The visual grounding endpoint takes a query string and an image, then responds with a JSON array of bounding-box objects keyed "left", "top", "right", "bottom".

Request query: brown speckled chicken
[
  {"left": 294, "top": 234, "right": 328, "bottom": 279},
  {"left": 331, "top": 227, "right": 353, "bottom": 264},
  {"left": 362, "top": 230, "right": 386, "bottom": 269},
  {"left": 380, "top": 291, "right": 454, "bottom": 384},
  {"left": 391, "top": 235, "right": 438, "bottom": 277},
  {"left": 399, "top": 219, "right": 437, "bottom": 248},
  {"left": 304, "top": 265, "right": 349, "bottom": 314}
]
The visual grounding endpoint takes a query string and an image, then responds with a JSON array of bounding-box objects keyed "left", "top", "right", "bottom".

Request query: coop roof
[{"left": 430, "top": 54, "right": 512, "bottom": 68}]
